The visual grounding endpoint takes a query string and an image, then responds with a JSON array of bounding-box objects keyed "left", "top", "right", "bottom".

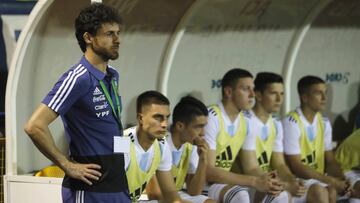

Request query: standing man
[
  {"left": 283, "top": 75, "right": 359, "bottom": 202},
  {"left": 204, "top": 68, "right": 283, "bottom": 203},
  {"left": 240, "top": 72, "right": 329, "bottom": 203},
  {"left": 24, "top": 3, "right": 130, "bottom": 202},
  {"left": 123, "top": 91, "right": 189, "bottom": 203},
  {"left": 146, "top": 96, "right": 215, "bottom": 203}
]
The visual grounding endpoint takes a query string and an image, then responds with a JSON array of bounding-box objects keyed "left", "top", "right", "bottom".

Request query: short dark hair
[
  {"left": 297, "top": 75, "right": 325, "bottom": 95},
  {"left": 172, "top": 96, "right": 208, "bottom": 125},
  {"left": 221, "top": 68, "right": 253, "bottom": 97},
  {"left": 254, "top": 72, "right": 283, "bottom": 92},
  {"left": 136, "top": 91, "right": 170, "bottom": 114},
  {"left": 75, "top": 3, "right": 123, "bottom": 52}
]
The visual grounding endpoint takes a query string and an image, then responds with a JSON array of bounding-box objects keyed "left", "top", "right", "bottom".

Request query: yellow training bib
[
  {"left": 255, "top": 116, "right": 277, "bottom": 172},
  {"left": 171, "top": 142, "right": 193, "bottom": 190},
  {"left": 288, "top": 111, "right": 325, "bottom": 174},
  {"left": 209, "top": 105, "right": 247, "bottom": 171},
  {"left": 126, "top": 138, "right": 162, "bottom": 202}
]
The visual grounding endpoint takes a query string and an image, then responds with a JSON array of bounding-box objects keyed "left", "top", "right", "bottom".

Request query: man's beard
[{"left": 92, "top": 45, "right": 119, "bottom": 61}]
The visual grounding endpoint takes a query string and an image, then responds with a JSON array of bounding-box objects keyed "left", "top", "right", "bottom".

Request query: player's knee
[
  {"left": 262, "top": 191, "right": 290, "bottom": 203},
  {"left": 204, "top": 199, "right": 217, "bottom": 203},
  {"left": 209, "top": 184, "right": 228, "bottom": 202},
  {"left": 275, "top": 191, "right": 291, "bottom": 203},
  {"left": 222, "top": 186, "right": 250, "bottom": 203},
  {"left": 307, "top": 184, "right": 328, "bottom": 203}
]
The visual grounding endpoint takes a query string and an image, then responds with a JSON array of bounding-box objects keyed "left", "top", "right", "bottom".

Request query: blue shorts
[{"left": 62, "top": 187, "right": 131, "bottom": 203}]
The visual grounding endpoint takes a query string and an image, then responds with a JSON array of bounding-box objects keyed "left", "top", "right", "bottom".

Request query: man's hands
[
  {"left": 254, "top": 171, "right": 284, "bottom": 195},
  {"left": 63, "top": 161, "right": 102, "bottom": 185},
  {"left": 285, "top": 179, "right": 306, "bottom": 197},
  {"left": 193, "top": 137, "right": 209, "bottom": 164},
  {"left": 327, "top": 176, "right": 352, "bottom": 197}
]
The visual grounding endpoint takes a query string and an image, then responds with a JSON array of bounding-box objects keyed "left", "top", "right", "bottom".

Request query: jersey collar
[
  {"left": 218, "top": 101, "right": 240, "bottom": 125},
  {"left": 167, "top": 133, "right": 184, "bottom": 151},
  {"left": 296, "top": 107, "right": 318, "bottom": 126},
  {"left": 250, "top": 109, "right": 272, "bottom": 126},
  {"left": 80, "top": 56, "right": 114, "bottom": 80}
]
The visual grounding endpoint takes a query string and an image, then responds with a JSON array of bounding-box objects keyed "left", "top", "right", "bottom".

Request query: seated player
[
  {"left": 204, "top": 68, "right": 283, "bottom": 203},
  {"left": 146, "top": 96, "right": 215, "bottom": 203},
  {"left": 123, "top": 91, "right": 190, "bottom": 203},
  {"left": 283, "top": 75, "right": 359, "bottom": 202},
  {"left": 239, "top": 72, "right": 330, "bottom": 203}
]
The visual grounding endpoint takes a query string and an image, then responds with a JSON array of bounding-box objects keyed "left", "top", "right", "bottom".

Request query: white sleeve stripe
[
  {"left": 54, "top": 68, "right": 87, "bottom": 112},
  {"left": 48, "top": 64, "right": 83, "bottom": 109},
  {"left": 108, "top": 66, "right": 116, "bottom": 71}
]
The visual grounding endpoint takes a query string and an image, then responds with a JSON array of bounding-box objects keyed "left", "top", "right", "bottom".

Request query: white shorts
[
  {"left": 206, "top": 183, "right": 227, "bottom": 201},
  {"left": 179, "top": 190, "right": 210, "bottom": 203},
  {"left": 206, "top": 183, "right": 249, "bottom": 202},
  {"left": 293, "top": 179, "right": 327, "bottom": 203},
  {"left": 247, "top": 187, "right": 289, "bottom": 203},
  {"left": 303, "top": 178, "right": 327, "bottom": 188},
  {"left": 138, "top": 191, "right": 210, "bottom": 203}
]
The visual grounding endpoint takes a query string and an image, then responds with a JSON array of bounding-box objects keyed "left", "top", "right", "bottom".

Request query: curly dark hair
[{"left": 75, "top": 3, "right": 123, "bottom": 53}]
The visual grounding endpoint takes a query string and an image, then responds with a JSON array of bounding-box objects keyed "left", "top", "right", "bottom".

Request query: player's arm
[
  {"left": 322, "top": 120, "right": 346, "bottom": 179},
  {"left": 206, "top": 149, "right": 282, "bottom": 195},
  {"left": 322, "top": 120, "right": 349, "bottom": 194},
  {"left": 325, "top": 151, "right": 345, "bottom": 179},
  {"left": 239, "top": 149, "right": 265, "bottom": 176},
  {"left": 145, "top": 175, "right": 163, "bottom": 200},
  {"left": 24, "top": 104, "right": 101, "bottom": 185},
  {"left": 156, "top": 170, "right": 190, "bottom": 203},
  {"left": 287, "top": 153, "right": 349, "bottom": 194},
  {"left": 283, "top": 147, "right": 324, "bottom": 181},
  {"left": 272, "top": 152, "right": 305, "bottom": 196},
  {"left": 238, "top": 150, "right": 286, "bottom": 195},
  {"left": 238, "top": 127, "right": 264, "bottom": 177},
  {"left": 185, "top": 172, "right": 206, "bottom": 196},
  {"left": 324, "top": 151, "right": 351, "bottom": 194},
  {"left": 271, "top": 152, "right": 296, "bottom": 182},
  {"left": 286, "top": 153, "right": 327, "bottom": 181},
  {"left": 271, "top": 121, "right": 295, "bottom": 182},
  {"left": 186, "top": 138, "right": 209, "bottom": 195},
  {"left": 206, "top": 149, "right": 254, "bottom": 186}
]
